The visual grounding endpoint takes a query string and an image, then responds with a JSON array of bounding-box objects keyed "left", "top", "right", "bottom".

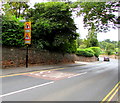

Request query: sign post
[{"left": 24, "top": 22, "right": 31, "bottom": 68}]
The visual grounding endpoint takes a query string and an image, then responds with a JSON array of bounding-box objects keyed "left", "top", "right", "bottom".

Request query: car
[{"left": 104, "top": 57, "right": 110, "bottom": 61}]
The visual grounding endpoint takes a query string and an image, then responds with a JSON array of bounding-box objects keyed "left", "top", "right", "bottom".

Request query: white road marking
[
  {"left": 39, "top": 71, "right": 46, "bottom": 74},
  {"left": 42, "top": 75, "right": 46, "bottom": 77},
  {"left": 0, "top": 81, "right": 54, "bottom": 98},
  {"left": 68, "top": 72, "right": 87, "bottom": 78},
  {"left": 48, "top": 71, "right": 51, "bottom": 73},
  {"left": 35, "top": 74, "right": 39, "bottom": 76}
]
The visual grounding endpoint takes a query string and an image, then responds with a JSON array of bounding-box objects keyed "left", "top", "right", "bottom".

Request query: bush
[
  {"left": 105, "top": 50, "right": 114, "bottom": 55},
  {"left": 115, "top": 48, "right": 119, "bottom": 56},
  {"left": 79, "top": 44, "right": 86, "bottom": 49},
  {"left": 89, "top": 47, "right": 101, "bottom": 57},
  {"left": 76, "top": 48, "right": 94, "bottom": 57},
  {"left": 2, "top": 16, "right": 24, "bottom": 47}
]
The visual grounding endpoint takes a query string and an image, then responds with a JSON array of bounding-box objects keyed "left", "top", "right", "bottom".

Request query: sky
[
  {"left": 29, "top": 0, "right": 119, "bottom": 41},
  {"left": 74, "top": 17, "right": 119, "bottom": 41}
]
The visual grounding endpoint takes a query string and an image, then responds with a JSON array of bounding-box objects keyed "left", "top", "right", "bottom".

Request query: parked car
[{"left": 104, "top": 57, "right": 110, "bottom": 61}]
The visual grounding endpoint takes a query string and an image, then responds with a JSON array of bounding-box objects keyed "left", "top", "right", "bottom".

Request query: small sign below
[{"left": 25, "top": 30, "right": 31, "bottom": 33}]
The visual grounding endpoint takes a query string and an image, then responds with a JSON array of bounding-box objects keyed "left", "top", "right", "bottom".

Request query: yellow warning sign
[
  {"left": 24, "top": 32, "right": 31, "bottom": 39},
  {"left": 24, "top": 22, "right": 31, "bottom": 30},
  {"left": 24, "top": 22, "right": 31, "bottom": 44}
]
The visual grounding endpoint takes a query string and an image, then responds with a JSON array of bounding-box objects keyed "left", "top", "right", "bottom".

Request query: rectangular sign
[
  {"left": 24, "top": 22, "right": 31, "bottom": 44},
  {"left": 24, "top": 22, "right": 31, "bottom": 30}
]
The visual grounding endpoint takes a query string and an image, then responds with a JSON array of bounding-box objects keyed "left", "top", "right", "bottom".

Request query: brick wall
[{"left": 2, "top": 47, "right": 97, "bottom": 69}]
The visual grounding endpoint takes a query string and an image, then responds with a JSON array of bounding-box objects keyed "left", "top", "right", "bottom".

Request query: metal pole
[{"left": 26, "top": 45, "right": 28, "bottom": 68}]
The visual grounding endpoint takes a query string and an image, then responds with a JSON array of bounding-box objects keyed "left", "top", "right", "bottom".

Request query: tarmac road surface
[{"left": 0, "top": 58, "right": 119, "bottom": 102}]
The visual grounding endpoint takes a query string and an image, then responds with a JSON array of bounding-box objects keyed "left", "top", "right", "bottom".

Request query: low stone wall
[
  {"left": 2, "top": 47, "right": 97, "bottom": 69},
  {"left": 74, "top": 55, "right": 98, "bottom": 62},
  {"left": 2, "top": 47, "right": 75, "bottom": 68}
]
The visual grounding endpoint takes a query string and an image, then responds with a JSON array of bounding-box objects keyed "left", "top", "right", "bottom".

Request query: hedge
[
  {"left": 76, "top": 48, "right": 95, "bottom": 57},
  {"left": 89, "top": 47, "right": 101, "bottom": 57}
]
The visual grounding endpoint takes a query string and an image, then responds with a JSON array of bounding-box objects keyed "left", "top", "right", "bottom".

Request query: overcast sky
[
  {"left": 30, "top": 0, "right": 118, "bottom": 41},
  {"left": 74, "top": 17, "right": 118, "bottom": 41}
]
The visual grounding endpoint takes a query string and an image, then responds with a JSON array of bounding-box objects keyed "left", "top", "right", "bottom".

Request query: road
[{"left": 0, "top": 58, "right": 119, "bottom": 102}]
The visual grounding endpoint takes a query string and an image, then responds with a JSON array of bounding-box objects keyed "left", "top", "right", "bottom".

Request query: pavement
[{"left": 0, "top": 61, "right": 102, "bottom": 76}]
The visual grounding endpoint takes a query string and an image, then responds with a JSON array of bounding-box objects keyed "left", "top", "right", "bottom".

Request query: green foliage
[
  {"left": 3, "top": 2, "right": 29, "bottom": 18},
  {"left": 105, "top": 43, "right": 115, "bottom": 51},
  {"left": 76, "top": 48, "right": 94, "bottom": 57},
  {"left": 81, "top": 24, "right": 99, "bottom": 48},
  {"left": 84, "top": 37, "right": 99, "bottom": 48},
  {"left": 84, "top": 29, "right": 99, "bottom": 47},
  {"left": 89, "top": 47, "right": 101, "bottom": 57},
  {"left": 2, "top": 16, "right": 24, "bottom": 47},
  {"left": 79, "top": 44, "right": 86, "bottom": 49},
  {"left": 99, "top": 40, "right": 116, "bottom": 50},
  {"left": 99, "top": 41, "right": 108, "bottom": 50},
  {"left": 104, "top": 39, "right": 112, "bottom": 43},
  {"left": 118, "top": 41, "right": 120, "bottom": 49},
  {"left": 115, "top": 48, "right": 118, "bottom": 53},
  {"left": 62, "top": 40, "right": 77, "bottom": 53},
  {"left": 105, "top": 50, "right": 114, "bottom": 55},
  {"left": 76, "top": 38, "right": 83, "bottom": 48},
  {"left": 76, "top": 46, "right": 101, "bottom": 57},
  {"left": 100, "top": 50, "right": 106, "bottom": 55},
  {"left": 115, "top": 48, "right": 120, "bottom": 56},
  {"left": 72, "top": 2, "right": 119, "bottom": 32},
  {"left": 27, "top": 2, "right": 78, "bottom": 53},
  {"left": 99, "top": 39, "right": 118, "bottom": 55}
]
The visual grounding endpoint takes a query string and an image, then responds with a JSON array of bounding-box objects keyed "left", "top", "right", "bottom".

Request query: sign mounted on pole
[{"left": 24, "top": 22, "right": 31, "bottom": 44}]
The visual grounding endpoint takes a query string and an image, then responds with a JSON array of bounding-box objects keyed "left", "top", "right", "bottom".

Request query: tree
[
  {"left": 99, "top": 41, "right": 108, "bottom": 50},
  {"left": 27, "top": 2, "right": 78, "bottom": 53},
  {"left": 104, "top": 39, "right": 118, "bottom": 48},
  {"left": 118, "top": 40, "right": 120, "bottom": 48},
  {"left": 2, "top": 3, "right": 13, "bottom": 20},
  {"left": 76, "top": 37, "right": 83, "bottom": 48},
  {"left": 99, "top": 39, "right": 118, "bottom": 50},
  {"left": 106, "top": 43, "right": 115, "bottom": 51},
  {"left": 3, "top": 2, "right": 29, "bottom": 18},
  {"left": 104, "top": 39, "right": 112, "bottom": 43},
  {"left": 72, "top": 1, "right": 119, "bottom": 32},
  {"left": 105, "top": 43, "right": 115, "bottom": 55},
  {"left": 84, "top": 25, "right": 99, "bottom": 47},
  {"left": 99, "top": 40, "right": 116, "bottom": 55}
]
